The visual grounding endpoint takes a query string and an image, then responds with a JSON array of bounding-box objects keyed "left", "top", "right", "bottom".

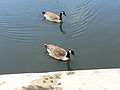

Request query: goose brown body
[
  {"left": 42, "top": 11, "right": 66, "bottom": 23},
  {"left": 42, "top": 12, "right": 60, "bottom": 22},
  {"left": 44, "top": 44, "right": 69, "bottom": 61}
]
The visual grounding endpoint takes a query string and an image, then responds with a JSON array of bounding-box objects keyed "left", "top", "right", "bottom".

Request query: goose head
[
  {"left": 66, "top": 49, "right": 75, "bottom": 58},
  {"left": 59, "top": 11, "right": 66, "bottom": 22},
  {"left": 61, "top": 11, "right": 66, "bottom": 16}
]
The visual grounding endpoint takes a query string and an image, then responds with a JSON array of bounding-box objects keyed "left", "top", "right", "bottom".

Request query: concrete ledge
[{"left": 0, "top": 68, "right": 120, "bottom": 90}]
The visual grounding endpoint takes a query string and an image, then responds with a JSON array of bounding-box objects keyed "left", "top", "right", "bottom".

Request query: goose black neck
[
  {"left": 59, "top": 12, "right": 62, "bottom": 20},
  {"left": 66, "top": 51, "right": 70, "bottom": 58}
]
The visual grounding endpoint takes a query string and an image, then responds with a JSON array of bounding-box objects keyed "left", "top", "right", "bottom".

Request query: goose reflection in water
[
  {"left": 59, "top": 22, "right": 65, "bottom": 33},
  {"left": 55, "top": 60, "right": 73, "bottom": 71},
  {"left": 66, "top": 60, "right": 72, "bottom": 71},
  {"left": 42, "top": 19, "right": 65, "bottom": 33}
]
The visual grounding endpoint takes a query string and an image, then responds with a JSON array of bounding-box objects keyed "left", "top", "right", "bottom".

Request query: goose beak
[
  {"left": 64, "top": 13, "right": 66, "bottom": 16},
  {"left": 70, "top": 50, "right": 76, "bottom": 57}
]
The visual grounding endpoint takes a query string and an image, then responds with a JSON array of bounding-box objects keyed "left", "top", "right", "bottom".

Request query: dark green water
[{"left": 0, "top": 0, "right": 120, "bottom": 74}]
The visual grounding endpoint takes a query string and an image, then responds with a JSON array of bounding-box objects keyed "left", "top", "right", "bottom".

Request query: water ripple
[
  {"left": 0, "top": 22, "right": 37, "bottom": 46},
  {"left": 58, "top": 0, "right": 97, "bottom": 42}
]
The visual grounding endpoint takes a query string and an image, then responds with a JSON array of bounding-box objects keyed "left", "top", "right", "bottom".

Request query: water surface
[{"left": 0, "top": 0, "right": 120, "bottom": 74}]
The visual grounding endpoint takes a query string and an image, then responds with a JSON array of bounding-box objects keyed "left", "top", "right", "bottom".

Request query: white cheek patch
[
  {"left": 69, "top": 50, "right": 71, "bottom": 54},
  {"left": 44, "top": 15, "right": 49, "bottom": 19}
]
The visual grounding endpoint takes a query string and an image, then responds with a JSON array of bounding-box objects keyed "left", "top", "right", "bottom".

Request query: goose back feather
[{"left": 44, "top": 44, "right": 69, "bottom": 60}]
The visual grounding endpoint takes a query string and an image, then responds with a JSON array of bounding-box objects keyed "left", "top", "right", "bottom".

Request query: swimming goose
[
  {"left": 42, "top": 11, "right": 66, "bottom": 23},
  {"left": 44, "top": 44, "right": 75, "bottom": 61}
]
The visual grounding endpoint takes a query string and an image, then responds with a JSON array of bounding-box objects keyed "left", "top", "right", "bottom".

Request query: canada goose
[
  {"left": 44, "top": 44, "right": 75, "bottom": 61},
  {"left": 42, "top": 11, "right": 66, "bottom": 23}
]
